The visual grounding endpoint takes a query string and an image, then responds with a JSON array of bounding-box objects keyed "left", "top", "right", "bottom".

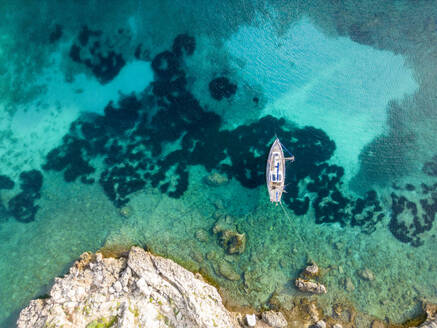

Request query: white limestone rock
[
  {"left": 117, "top": 301, "right": 135, "bottom": 328},
  {"left": 113, "top": 280, "right": 122, "bottom": 293},
  {"left": 17, "top": 247, "right": 239, "bottom": 328},
  {"left": 136, "top": 277, "right": 151, "bottom": 297},
  {"left": 315, "top": 320, "right": 326, "bottom": 328},
  {"left": 417, "top": 302, "right": 437, "bottom": 328},
  {"left": 418, "top": 319, "right": 437, "bottom": 328},
  {"left": 246, "top": 313, "right": 256, "bottom": 327}
]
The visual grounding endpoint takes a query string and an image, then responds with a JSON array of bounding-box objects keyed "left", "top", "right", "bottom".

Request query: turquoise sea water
[{"left": 1, "top": 1, "right": 437, "bottom": 326}]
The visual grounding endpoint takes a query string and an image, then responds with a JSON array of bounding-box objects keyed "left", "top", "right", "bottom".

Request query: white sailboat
[{"left": 266, "top": 137, "right": 295, "bottom": 204}]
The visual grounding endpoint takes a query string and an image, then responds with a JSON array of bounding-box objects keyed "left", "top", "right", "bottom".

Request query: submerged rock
[
  {"left": 358, "top": 268, "right": 375, "bottom": 281},
  {"left": 19, "top": 245, "right": 426, "bottom": 328},
  {"left": 213, "top": 216, "right": 247, "bottom": 255},
  {"left": 295, "top": 278, "right": 327, "bottom": 294},
  {"left": 195, "top": 229, "right": 209, "bottom": 242},
  {"left": 17, "top": 247, "right": 239, "bottom": 328},
  {"left": 344, "top": 277, "right": 355, "bottom": 292},
  {"left": 220, "top": 230, "right": 247, "bottom": 255},
  {"left": 191, "top": 250, "right": 204, "bottom": 263},
  {"left": 303, "top": 263, "right": 319, "bottom": 277},
  {"left": 204, "top": 172, "right": 229, "bottom": 186},
  {"left": 218, "top": 261, "right": 241, "bottom": 281},
  {"left": 295, "top": 262, "right": 326, "bottom": 295},
  {"left": 370, "top": 320, "right": 385, "bottom": 328},
  {"left": 261, "top": 310, "right": 288, "bottom": 328},
  {"left": 119, "top": 205, "right": 133, "bottom": 218}
]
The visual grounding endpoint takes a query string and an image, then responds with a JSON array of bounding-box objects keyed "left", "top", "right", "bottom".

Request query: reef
[
  {"left": 209, "top": 77, "right": 237, "bottom": 101},
  {"left": 69, "top": 25, "right": 126, "bottom": 84}
]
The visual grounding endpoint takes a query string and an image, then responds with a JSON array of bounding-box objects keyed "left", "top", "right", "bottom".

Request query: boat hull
[{"left": 266, "top": 138, "right": 286, "bottom": 203}]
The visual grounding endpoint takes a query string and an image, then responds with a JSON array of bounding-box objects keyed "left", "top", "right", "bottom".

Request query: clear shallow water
[
  {"left": 1, "top": 1, "right": 437, "bottom": 326},
  {"left": 225, "top": 18, "right": 418, "bottom": 182}
]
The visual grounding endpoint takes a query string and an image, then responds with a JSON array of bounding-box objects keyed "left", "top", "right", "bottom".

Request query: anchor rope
[{"left": 280, "top": 141, "right": 294, "bottom": 157}]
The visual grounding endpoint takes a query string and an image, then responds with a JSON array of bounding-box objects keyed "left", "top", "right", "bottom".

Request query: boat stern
[{"left": 269, "top": 188, "right": 283, "bottom": 203}]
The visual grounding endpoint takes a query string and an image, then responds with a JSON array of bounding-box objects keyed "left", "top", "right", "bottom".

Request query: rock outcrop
[
  {"left": 17, "top": 247, "right": 239, "bottom": 328},
  {"left": 295, "top": 262, "right": 327, "bottom": 294},
  {"left": 204, "top": 172, "right": 229, "bottom": 186},
  {"left": 20, "top": 246, "right": 434, "bottom": 328},
  {"left": 213, "top": 215, "right": 247, "bottom": 255},
  {"left": 295, "top": 278, "right": 327, "bottom": 294},
  {"left": 219, "top": 230, "right": 247, "bottom": 255},
  {"left": 303, "top": 263, "right": 319, "bottom": 278},
  {"left": 17, "top": 247, "right": 292, "bottom": 328},
  {"left": 417, "top": 302, "right": 437, "bottom": 328},
  {"left": 261, "top": 311, "right": 288, "bottom": 328},
  {"left": 419, "top": 318, "right": 437, "bottom": 328}
]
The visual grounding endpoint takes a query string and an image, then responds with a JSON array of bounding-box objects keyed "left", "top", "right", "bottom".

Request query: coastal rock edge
[{"left": 17, "top": 247, "right": 244, "bottom": 328}]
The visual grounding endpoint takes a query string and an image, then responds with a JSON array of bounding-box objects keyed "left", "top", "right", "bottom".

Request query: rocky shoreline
[{"left": 17, "top": 247, "right": 436, "bottom": 328}]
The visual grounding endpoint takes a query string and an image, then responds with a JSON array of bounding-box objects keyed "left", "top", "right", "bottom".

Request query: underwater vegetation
[
  {"left": 69, "top": 26, "right": 126, "bottom": 84},
  {"left": 208, "top": 77, "right": 237, "bottom": 101},
  {"left": 6, "top": 170, "right": 43, "bottom": 223},
  {"left": 423, "top": 155, "right": 437, "bottom": 177},
  {"left": 0, "top": 29, "right": 431, "bottom": 247},
  {"left": 0, "top": 175, "right": 15, "bottom": 190},
  {"left": 42, "top": 32, "right": 390, "bottom": 239},
  {"left": 389, "top": 182, "right": 437, "bottom": 246},
  {"left": 49, "top": 24, "right": 63, "bottom": 44}
]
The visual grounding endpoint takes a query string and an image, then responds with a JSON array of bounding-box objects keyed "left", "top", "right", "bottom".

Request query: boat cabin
[{"left": 270, "top": 152, "right": 283, "bottom": 183}]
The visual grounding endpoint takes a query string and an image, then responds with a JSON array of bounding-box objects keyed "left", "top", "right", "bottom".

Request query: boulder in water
[{"left": 295, "top": 278, "right": 327, "bottom": 294}]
